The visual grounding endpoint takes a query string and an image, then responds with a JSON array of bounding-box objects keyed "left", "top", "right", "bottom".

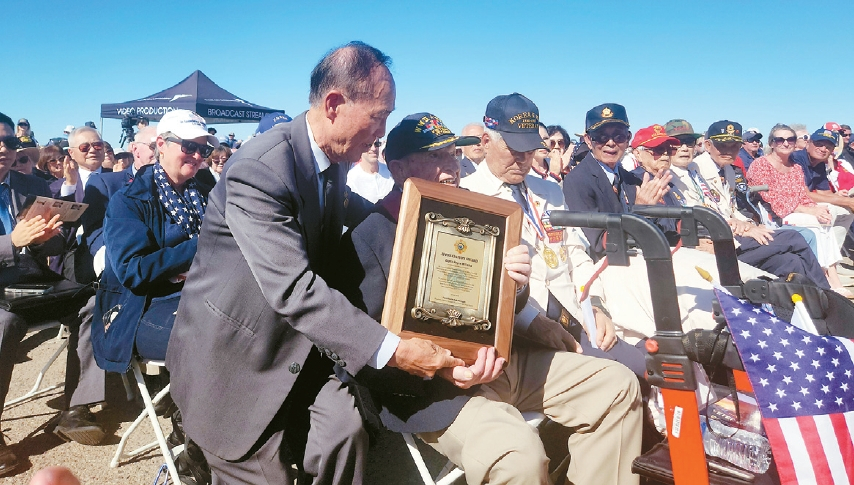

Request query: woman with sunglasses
[
  {"left": 203, "top": 145, "right": 232, "bottom": 184},
  {"left": 91, "top": 110, "right": 215, "bottom": 374},
  {"left": 746, "top": 123, "right": 850, "bottom": 297},
  {"left": 35, "top": 146, "right": 63, "bottom": 182}
]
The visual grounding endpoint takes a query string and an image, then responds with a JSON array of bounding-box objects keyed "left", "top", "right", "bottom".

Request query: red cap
[
  {"left": 825, "top": 121, "right": 842, "bottom": 132},
  {"left": 631, "top": 124, "right": 679, "bottom": 149}
]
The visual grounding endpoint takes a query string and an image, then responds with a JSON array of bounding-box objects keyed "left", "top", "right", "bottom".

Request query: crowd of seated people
[{"left": 3, "top": 42, "right": 854, "bottom": 485}]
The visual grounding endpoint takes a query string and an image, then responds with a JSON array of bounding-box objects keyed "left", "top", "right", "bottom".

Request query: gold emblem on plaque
[
  {"left": 726, "top": 124, "right": 735, "bottom": 135},
  {"left": 543, "top": 247, "right": 559, "bottom": 269},
  {"left": 602, "top": 107, "right": 613, "bottom": 118}
]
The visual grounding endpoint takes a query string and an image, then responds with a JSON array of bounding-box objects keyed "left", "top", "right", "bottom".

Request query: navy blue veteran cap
[
  {"left": 585, "top": 103, "right": 629, "bottom": 132},
  {"left": 707, "top": 121, "right": 742, "bottom": 142},
  {"left": 810, "top": 128, "right": 837, "bottom": 145},
  {"left": 483, "top": 93, "right": 548, "bottom": 152},
  {"left": 255, "top": 112, "right": 292, "bottom": 135},
  {"left": 385, "top": 113, "right": 480, "bottom": 161}
]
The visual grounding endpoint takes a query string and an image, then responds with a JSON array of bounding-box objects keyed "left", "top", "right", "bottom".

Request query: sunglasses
[
  {"left": 548, "top": 139, "right": 566, "bottom": 149},
  {"left": 673, "top": 135, "right": 699, "bottom": 147},
  {"left": 771, "top": 136, "right": 797, "bottom": 144},
  {"left": 373, "top": 140, "right": 382, "bottom": 148},
  {"left": 842, "top": 132, "right": 851, "bottom": 137},
  {"left": 75, "top": 141, "right": 105, "bottom": 153},
  {"left": 589, "top": 130, "right": 630, "bottom": 145},
  {"left": 0, "top": 136, "right": 21, "bottom": 150},
  {"left": 13, "top": 156, "right": 29, "bottom": 166},
  {"left": 165, "top": 137, "right": 214, "bottom": 158},
  {"left": 640, "top": 144, "right": 675, "bottom": 156},
  {"left": 48, "top": 158, "right": 62, "bottom": 164}
]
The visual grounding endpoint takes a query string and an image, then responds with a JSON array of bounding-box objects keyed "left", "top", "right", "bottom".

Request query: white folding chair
[
  {"left": 3, "top": 320, "right": 68, "bottom": 408},
  {"left": 111, "top": 357, "right": 180, "bottom": 481},
  {"left": 402, "top": 411, "right": 546, "bottom": 485}
]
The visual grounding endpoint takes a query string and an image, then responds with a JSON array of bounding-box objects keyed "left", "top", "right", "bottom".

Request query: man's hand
[
  {"left": 504, "top": 244, "right": 531, "bottom": 288},
  {"left": 523, "top": 314, "right": 582, "bottom": 353},
  {"left": 548, "top": 148, "right": 564, "bottom": 174},
  {"left": 594, "top": 307, "right": 617, "bottom": 351},
  {"left": 63, "top": 160, "right": 79, "bottom": 186},
  {"left": 387, "top": 337, "right": 465, "bottom": 378},
  {"left": 635, "top": 170, "right": 672, "bottom": 205},
  {"left": 742, "top": 224, "right": 774, "bottom": 245},
  {"left": 696, "top": 238, "right": 716, "bottom": 254},
  {"left": 11, "top": 215, "right": 62, "bottom": 248},
  {"left": 437, "top": 346, "right": 505, "bottom": 389}
]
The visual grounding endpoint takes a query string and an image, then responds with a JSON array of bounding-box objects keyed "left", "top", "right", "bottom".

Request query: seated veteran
[
  {"left": 336, "top": 112, "right": 642, "bottom": 485},
  {"left": 461, "top": 94, "right": 647, "bottom": 375},
  {"left": 0, "top": 111, "right": 71, "bottom": 476},
  {"left": 90, "top": 110, "right": 214, "bottom": 372}
]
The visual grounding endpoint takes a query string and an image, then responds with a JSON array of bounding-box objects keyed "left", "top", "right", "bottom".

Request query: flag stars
[
  {"left": 815, "top": 399, "right": 823, "bottom": 409},
  {"left": 752, "top": 307, "right": 761, "bottom": 314},
  {"left": 822, "top": 385, "right": 831, "bottom": 394},
  {"left": 759, "top": 378, "right": 769, "bottom": 387},
  {"left": 731, "top": 308, "right": 742, "bottom": 316},
  {"left": 794, "top": 349, "right": 805, "bottom": 359},
  {"left": 773, "top": 351, "right": 783, "bottom": 360},
  {"left": 845, "top": 370, "right": 852, "bottom": 379},
  {"left": 789, "top": 362, "right": 800, "bottom": 372},
  {"left": 780, "top": 338, "right": 790, "bottom": 347},
  {"left": 835, "top": 397, "right": 844, "bottom": 406},
  {"left": 775, "top": 388, "right": 786, "bottom": 398},
  {"left": 806, "top": 374, "right": 815, "bottom": 383},
  {"left": 785, "top": 326, "right": 795, "bottom": 335},
  {"left": 799, "top": 387, "right": 809, "bottom": 396},
  {"left": 836, "top": 345, "right": 843, "bottom": 353},
  {"left": 802, "top": 335, "right": 811, "bottom": 344},
  {"left": 741, "top": 330, "right": 751, "bottom": 338},
  {"left": 763, "top": 328, "right": 773, "bottom": 336},
  {"left": 812, "top": 360, "right": 821, "bottom": 369},
  {"left": 817, "top": 347, "right": 826, "bottom": 356},
  {"left": 826, "top": 371, "right": 835, "bottom": 381},
  {"left": 770, "top": 316, "right": 779, "bottom": 324},
  {"left": 758, "top": 340, "right": 768, "bottom": 349},
  {"left": 782, "top": 376, "right": 793, "bottom": 385},
  {"left": 749, "top": 354, "right": 760, "bottom": 363},
  {"left": 832, "top": 358, "right": 840, "bottom": 367},
  {"left": 769, "top": 403, "right": 778, "bottom": 412},
  {"left": 791, "top": 401, "right": 802, "bottom": 411},
  {"left": 841, "top": 383, "right": 849, "bottom": 392},
  {"left": 767, "top": 364, "right": 777, "bottom": 373}
]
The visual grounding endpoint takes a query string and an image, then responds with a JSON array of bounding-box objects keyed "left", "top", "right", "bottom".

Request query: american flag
[{"left": 716, "top": 289, "right": 854, "bottom": 485}]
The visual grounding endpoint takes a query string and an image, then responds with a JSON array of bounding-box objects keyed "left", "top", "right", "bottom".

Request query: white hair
[
  {"left": 483, "top": 127, "right": 503, "bottom": 143},
  {"left": 67, "top": 126, "right": 100, "bottom": 147}
]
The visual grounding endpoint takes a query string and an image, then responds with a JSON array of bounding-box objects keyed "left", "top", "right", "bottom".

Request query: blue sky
[{"left": 3, "top": 1, "right": 850, "bottom": 148}]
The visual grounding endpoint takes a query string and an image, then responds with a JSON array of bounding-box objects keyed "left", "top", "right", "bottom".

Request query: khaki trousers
[{"left": 418, "top": 347, "right": 642, "bottom": 485}]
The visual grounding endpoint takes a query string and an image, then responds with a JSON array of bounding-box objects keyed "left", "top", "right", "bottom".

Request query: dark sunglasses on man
[
  {"left": 75, "top": 141, "right": 105, "bottom": 153},
  {"left": 165, "top": 137, "right": 215, "bottom": 158},
  {"left": 589, "top": 129, "right": 631, "bottom": 145},
  {"left": 0, "top": 136, "right": 21, "bottom": 150}
]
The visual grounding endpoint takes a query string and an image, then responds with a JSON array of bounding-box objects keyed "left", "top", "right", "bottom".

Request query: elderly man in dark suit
[
  {"left": 51, "top": 125, "right": 160, "bottom": 446},
  {"left": 166, "top": 42, "right": 465, "bottom": 484},
  {"left": 0, "top": 112, "right": 69, "bottom": 476}
]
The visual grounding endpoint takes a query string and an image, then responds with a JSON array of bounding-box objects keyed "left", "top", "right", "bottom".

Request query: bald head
[
  {"left": 131, "top": 126, "right": 158, "bottom": 169},
  {"left": 460, "top": 123, "right": 485, "bottom": 163}
]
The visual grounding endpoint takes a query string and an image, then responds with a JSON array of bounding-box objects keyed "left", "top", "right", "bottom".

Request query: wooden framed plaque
[{"left": 381, "top": 178, "right": 523, "bottom": 364}]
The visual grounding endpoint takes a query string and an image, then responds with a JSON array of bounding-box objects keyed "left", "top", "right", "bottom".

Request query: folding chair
[
  {"left": 3, "top": 320, "right": 68, "bottom": 408},
  {"left": 402, "top": 411, "right": 545, "bottom": 485},
  {"left": 111, "top": 356, "right": 180, "bottom": 481}
]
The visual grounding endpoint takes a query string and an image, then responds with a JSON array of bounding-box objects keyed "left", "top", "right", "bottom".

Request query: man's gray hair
[
  {"left": 308, "top": 41, "right": 392, "bottom": 107},
  {"left": 67, "top": 126, "right": 100, "bottom": 147},
  {"left": 483, "top": 127, "right": 503, "bottom": 143}
]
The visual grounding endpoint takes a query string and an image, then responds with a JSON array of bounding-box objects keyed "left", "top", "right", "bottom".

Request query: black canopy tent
[{"left": 100, "top": 70, "right": 283, "bottom": 124}]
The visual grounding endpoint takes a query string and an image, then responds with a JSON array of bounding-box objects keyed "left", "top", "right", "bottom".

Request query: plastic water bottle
[{"left": 701, "top": 416, "right": 772, "bottom": 474}]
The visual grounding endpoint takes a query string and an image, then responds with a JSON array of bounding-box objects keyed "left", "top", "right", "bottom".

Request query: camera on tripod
[{"left": 118, "top": 113, "right": 145, "bottom": 148}]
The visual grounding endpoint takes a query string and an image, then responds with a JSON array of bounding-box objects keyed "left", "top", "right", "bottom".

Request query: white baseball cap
[
  {"left": 63, "top": 125, "right": 75, "bottom": 134},
  {"left": 156, "top": 110, "right": 218, "bottom": 148}
]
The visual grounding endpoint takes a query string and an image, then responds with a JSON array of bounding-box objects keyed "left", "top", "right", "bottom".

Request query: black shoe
[
  {"left": 0, "top": 438, "right": 20, "bottom": 477},
  {"left": 53, "top": 405, "right": 106, "bottom": 445},
  {"left": 169, "top": 410, "right": 212, "bottom": 485},
  {"left": 154, "top": 391, "right": 176, "bottom": 417}
]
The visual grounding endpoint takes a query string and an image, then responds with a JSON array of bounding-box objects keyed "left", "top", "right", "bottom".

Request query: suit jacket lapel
[{"left": 291, "top": 113, "right": 323, "bottom": 264}]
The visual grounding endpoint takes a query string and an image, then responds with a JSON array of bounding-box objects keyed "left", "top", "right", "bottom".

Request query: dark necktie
[
  {"left": 0, "top": 184, "right": 13, "bottom": 235},
  {"left": 509, "top": 183, "right": 531, "bottom": 213},
  {"left": 612, "top": 171, "right": 628, "bottom": 212}
]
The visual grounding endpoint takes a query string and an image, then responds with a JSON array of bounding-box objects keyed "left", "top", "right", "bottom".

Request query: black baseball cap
[
  {"left": 585, "top": 103, "right": 629, "bottom": 132},
  {"left": 483, "top": 93, "right": 548, "bottom": 152},
  {"left": 385, "top": 113, "right": 479, "bottom": 162},
  {"left": 707, "top": 121, "right": 742, "bottom": 142}
]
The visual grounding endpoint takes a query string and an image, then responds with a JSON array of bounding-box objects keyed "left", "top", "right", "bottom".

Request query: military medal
[
  {"left": 543, "top": 247, "right": 559, "bottom": 269},
  {"left": 559, "top": 246, "right": 568, "bottom": 262}
]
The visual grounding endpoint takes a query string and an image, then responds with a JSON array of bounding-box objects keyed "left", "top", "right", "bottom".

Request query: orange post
[{"left": 661, "top": 388, "right": 710, "bottom": 485}]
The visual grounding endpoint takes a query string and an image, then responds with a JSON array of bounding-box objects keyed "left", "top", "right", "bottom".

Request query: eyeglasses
[
  {"left": 771, "top": 136, "right": 797, "bottom": 145},
  {"left": 47, "top": 158, "right": 62, "bottom": 164},
  {"left": 842, "top": 132, "right": 851, "bottom": 137},
  {"left": 209, "top": 157, "right": 228, "bottom": 165},
  {"left": 75, "top": 141, "right": 105, "bottom": 153},
  {"left": 639, "top": 144, "right": 675, "bottom": 156},
  {"left": 0, "top": 136, "right": 20, "bottom": 150},
  {"left": 373, "top": 140, "right": 382, "bottom": 148},
  {"left": 589, "top": 130, "right": 630, "bottom": 145},
  {"left": 13, "top": 156, "right": 29, "bottom": 166},
  {"left": 165, "top": 137, "right": 214, "bottom": 158},
  {"left": 548, "top": 139, "right": 566, "bottom": 150}
]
